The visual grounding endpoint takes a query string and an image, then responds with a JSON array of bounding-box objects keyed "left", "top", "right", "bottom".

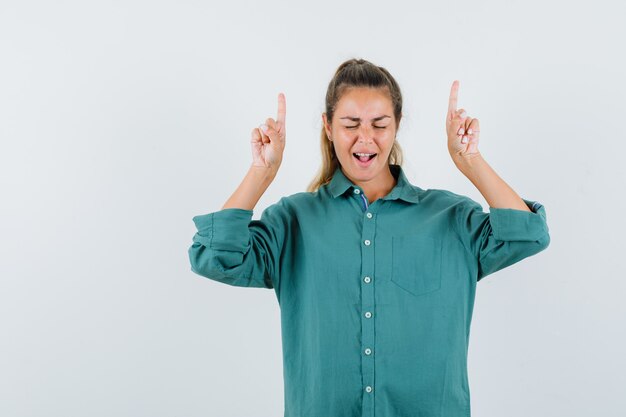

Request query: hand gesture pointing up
[
  {"left": 446, "top": 80, "right": 481, "bottom": 161},
  {"left": 251, "top": 92, "right": 287, "bottom": 171}
]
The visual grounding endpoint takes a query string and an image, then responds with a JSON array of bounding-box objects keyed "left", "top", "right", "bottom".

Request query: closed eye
[{"left": 347, "top": 126, "right": 387, "bottom": 129}]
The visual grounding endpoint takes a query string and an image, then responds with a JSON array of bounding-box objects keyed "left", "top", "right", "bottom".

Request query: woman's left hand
[{"left": 446, "top": 80, "right": 481, "bottom": 163}]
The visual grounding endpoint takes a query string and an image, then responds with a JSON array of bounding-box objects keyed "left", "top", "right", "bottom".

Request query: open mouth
[{"left": 353, "top": 153, "right": 377, "bottom": 162}]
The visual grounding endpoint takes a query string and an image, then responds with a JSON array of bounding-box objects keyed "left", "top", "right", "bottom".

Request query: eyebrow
[{"left": 339, "top": 115, "right": 391, "bottom": 122}]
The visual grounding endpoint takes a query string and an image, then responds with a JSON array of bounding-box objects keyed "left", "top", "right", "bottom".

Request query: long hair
[{"left": 306, "top": 58, "right": 405, "bottom": 193}]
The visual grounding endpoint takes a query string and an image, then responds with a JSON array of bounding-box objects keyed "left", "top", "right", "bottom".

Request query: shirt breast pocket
[{"left": 391, "top": 234, "right": 442, "bottom": 296}]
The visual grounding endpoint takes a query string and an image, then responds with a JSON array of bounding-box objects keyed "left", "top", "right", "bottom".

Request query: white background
[{"left": 1, "top": 0, "right": 624, "bottom": 416}]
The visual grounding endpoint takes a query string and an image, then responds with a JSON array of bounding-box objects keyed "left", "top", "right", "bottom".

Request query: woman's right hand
[{"left": 251, "top": 93, "right": 286, "bottom": 171}]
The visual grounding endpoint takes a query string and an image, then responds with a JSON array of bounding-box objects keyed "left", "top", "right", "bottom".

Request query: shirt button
[
  {"left": 364, "top": 311, "right": 372, "bottom": 318},
  {"left": 364, "top": 239, "right": 371, "bottom": 246},
  {"left": 365, "top": 386, "right": 373, "bottom": 393},
  {"left": 354, "top": 189, "right": 360, "bottom": 194},
  {"left": 364, "top": 348, "right": 372, "bottom": 355},
  {"left": 366, "top": 212, "right": 372, "bottom": 218},
  {"left": 363, "top": 276, "right": 371, "bottom": 283}
]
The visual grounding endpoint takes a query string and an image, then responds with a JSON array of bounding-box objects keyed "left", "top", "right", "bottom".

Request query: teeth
[{"left": 355, "top": 153, "right": 375, "bottom": 156}]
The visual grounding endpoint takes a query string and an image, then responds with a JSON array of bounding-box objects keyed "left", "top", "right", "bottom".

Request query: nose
[{"left": 357, "top": 124, "right": 375, "bottom": 144}]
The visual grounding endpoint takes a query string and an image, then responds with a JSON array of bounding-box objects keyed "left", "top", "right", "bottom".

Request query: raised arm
[
  {"left": 445, "top": 80, "right": 529, "bottom": 211},
  {"left": 222, "top": 92, "right": 287, "bottom": 210},
  {"left": 188, "top": 93, "right": 290, "bottom": 291},
  {"left": 445, "top": 81, "right": 550, "bottom": 281}
]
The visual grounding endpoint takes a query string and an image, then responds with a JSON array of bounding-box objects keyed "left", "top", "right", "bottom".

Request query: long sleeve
[
  {"left": 457, "top": 197, "right": 551, "bottom": 281},
  {"left": 187, "top": 197, "right": 291, "bottom": 290}
]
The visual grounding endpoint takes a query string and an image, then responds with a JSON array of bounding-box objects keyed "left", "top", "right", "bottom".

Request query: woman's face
[{"left": 323, "top": 87, "right": 398, "bottom": 183}]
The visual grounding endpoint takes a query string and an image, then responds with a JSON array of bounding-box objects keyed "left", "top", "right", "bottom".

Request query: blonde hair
[{"left": 306, "top": 58, "right": 405, "bottom": 193}]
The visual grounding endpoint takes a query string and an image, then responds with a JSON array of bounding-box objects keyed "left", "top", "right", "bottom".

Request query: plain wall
[{"left": 1, "top": 0, "right": 624, "bottom": 416}]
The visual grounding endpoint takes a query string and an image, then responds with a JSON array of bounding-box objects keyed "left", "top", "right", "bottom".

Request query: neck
[{"left": 345, "top": 165, "right": 398, "bottom": 204}]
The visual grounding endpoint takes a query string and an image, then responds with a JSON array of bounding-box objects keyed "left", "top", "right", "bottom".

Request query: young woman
[{"left": 188, "top": 58, "right": 550, "bottom": 417}]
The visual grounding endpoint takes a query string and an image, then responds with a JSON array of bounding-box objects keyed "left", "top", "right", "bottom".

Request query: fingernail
[
  {"left": 468, "top": 128, "right": 473, "bottom": 134},
  {"left": 260, "top": 124, "right": 268, "bottom": 132},
  {"left": 458, "top": 128, "right": 465, "bottom": 135},
  {"left": 461, "top": 136, "right": 468, "bottom": 144}
]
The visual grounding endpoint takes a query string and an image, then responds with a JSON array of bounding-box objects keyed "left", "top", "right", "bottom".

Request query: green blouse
[{"left": 188, "top": 163, "right": 550, "bottom": 417}]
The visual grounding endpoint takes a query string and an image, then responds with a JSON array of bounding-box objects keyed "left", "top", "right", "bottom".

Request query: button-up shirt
[{"left": 188, "top": 164, "right": 550, "bottom": 417}]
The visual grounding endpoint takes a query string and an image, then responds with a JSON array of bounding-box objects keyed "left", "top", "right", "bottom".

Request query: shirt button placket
[{"left": 359, "top": 193, "right": 376, "bottom": 417}]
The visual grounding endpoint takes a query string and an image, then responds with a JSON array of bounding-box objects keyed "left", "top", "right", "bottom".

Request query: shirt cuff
[
  {"left": 192, "top": 208, "right": 254, "bottom": 251},
  {"left": 488, "top": 198, "right": 549, "bottom": 242}
]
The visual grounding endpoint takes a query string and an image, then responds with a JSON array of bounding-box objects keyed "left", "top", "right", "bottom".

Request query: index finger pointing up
[
  {"left": 277, "top": 92, "right": 286, "bottom": 126},
  {"left": 448, "top": 80, "right": 459, "bottom": 118}
]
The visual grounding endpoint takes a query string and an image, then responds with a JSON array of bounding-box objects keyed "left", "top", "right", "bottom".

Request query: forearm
[
  {"left": 454, "top": 154, "right": 530, "bottom": 211},
  {"left": 221, "top": 165, "right": 278, "bottom": 210}
]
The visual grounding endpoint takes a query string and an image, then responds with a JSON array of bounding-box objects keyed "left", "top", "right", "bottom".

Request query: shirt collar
[{"left": 328, "top": 164, "right": 421, "bottom": 204}]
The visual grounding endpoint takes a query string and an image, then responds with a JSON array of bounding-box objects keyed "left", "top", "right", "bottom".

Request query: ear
[{"left": 322, "top": 113, "right": 332, "bottom": 138}]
